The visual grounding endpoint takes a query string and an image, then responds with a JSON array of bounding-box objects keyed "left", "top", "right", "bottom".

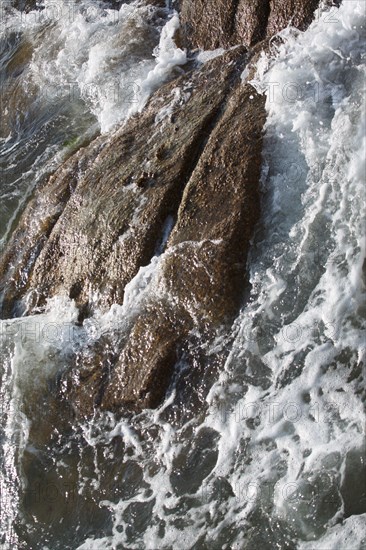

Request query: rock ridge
[{"left": 0, "top": 0, "right": 330, "bottom": 413}]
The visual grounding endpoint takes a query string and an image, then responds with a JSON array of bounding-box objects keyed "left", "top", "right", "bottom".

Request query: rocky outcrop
[
  {"left": 266, "top": 0, "right": 320, "bottom": 38},
  {"left": 102, "top": 84, "right": 265, "bottom": 412},
  {"left": 0, "top": 0, "right": 328, "bottom": 414},
  {"left": 66, "top": 80, "right": 266, "bottom": 417},
  {"left": 0, "top": 48, "right": 248, "bottom": 318},
  {"left": 1, "top": 46, "right": 264, "bottom": 416},
  {"left": 179, "top": 0, "right": 320, "bottom": 50}
]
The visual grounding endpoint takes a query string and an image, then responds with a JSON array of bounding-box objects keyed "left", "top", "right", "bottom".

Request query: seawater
[{"left": 0, "top": 1, "right": 365, "bottom": 548}]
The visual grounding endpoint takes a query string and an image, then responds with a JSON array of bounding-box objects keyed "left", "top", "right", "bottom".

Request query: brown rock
[
  {"left": 179, "top": 0, "right": 238, "bottom": 50},
  {"left": 179, "top": 0, "right": 321, "bottom": 50},
  {"left": 267, "top": 0, "right": 320, "bottom": 37},
  {"left": 236, "top": 1, "right": 270, "bottom": 47},
  {"left": 0, "top": 0, "right": 326, "bottom": 414},
  {"left": 0, "top": 48, "right": 247, "bottom": 319},
  {"left": 102, "top": 305, "right": 186, "bottom": 410},
  {"left": 62, "top": 337, "right": 118, "bottom": 417},
  {"left": 103, "top": 84, "right": 266, "bottom": 412},
  {"left": 0, "top": 136, "right": 107, "bottom": 318}
]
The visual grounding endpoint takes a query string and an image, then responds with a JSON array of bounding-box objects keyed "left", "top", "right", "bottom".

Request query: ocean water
[
  {"left": 0, "top": 0, "right": 185, "bottom": 247},
  {"left": 0, "top": 1, "right": 365, "bottom": 549}
]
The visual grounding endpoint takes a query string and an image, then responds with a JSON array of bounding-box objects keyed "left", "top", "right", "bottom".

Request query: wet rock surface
[
  {"left": 267, "top": 0, "right": 320, "bottom": 38},
  {"left": 103, "top": 84, "right": 266, "bottom": 412},
  {"left": 0, "top": 48, "right": 248, "bottom": 318},
  {"left": 10, "top": 0, "right": 39, "bottom": 12},
  {"left": 0, "top": 0, "right": 326, "bottom": 413},
  {"left": 0, "top": 137, "right": 107, "bottom": 317},
  {"left": 179, "top": 0, "right": 320, "bottom": 50}
]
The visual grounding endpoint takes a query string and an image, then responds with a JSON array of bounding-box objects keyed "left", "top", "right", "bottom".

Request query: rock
[
  {"left": 0, "top": 48, "right": 248, "bottom": 319},
  {"left": 62, "top": 337, "right": 118, "bottom": 418},
  {"left": 11, "top": 0, "right": 39, "bottom": 12},
  {"left": 179, "top": 0, "right": 239, "bottom": 50},
  {"left": 1, "top": 0, "right": 325, "bottom": 414},
  {"left": 341, "top": 447, "right": 366, "bottom": 517},
  {"left": 179, "top": 0, "right": 271, "bottom": 50},
  {"left": 165, "top": 85, "right": 265, "bottom": 325},
  {"left": 102, "top": 305, "right": 187, "bottom": 410},
  {"left": 236, "top": 1, "right": 271, "bottom": 47},
  {"left": 266, "top": 0, "right": 320, "bottom": 37},
  {"left": 0, "top": 136, "right": 107, "bottom": 318},
  {"left": 0, "top": 36, "right": 36, "bottom": 139},
  {"left": 63, "top": 50, "right": 263, "bottom": 416},
  {"left": 179, "top": 0, "right": 321, "bottom": 50},
  {"left": 102, "top": 84, "right": 266, "bottom": 412}
]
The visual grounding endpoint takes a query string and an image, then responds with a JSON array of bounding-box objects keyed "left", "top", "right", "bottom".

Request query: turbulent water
[
  {"left": 0, "top": 1, "right": 365, "bottom": 549},
  {"left": 0, "top": 0, "right": 185, "bottom": 247}
]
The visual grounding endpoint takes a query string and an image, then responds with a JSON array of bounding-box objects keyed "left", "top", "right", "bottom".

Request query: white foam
[
  {"left": 1, "top": 1, "right": 185, "bottom": 133},
  {"left": 129, "top": 13, "right": 187, "bottom": 119},
  {"left": 197, "top": 48, "right": 226, "bottom": 63}
]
